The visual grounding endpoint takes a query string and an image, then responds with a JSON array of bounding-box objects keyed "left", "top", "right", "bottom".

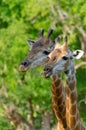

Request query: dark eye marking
[
  {"left": 62, "top": 56, "right": 68, "bottom": 60},
  {"left": 43, "top": 50, "right": 50, "bottom": 55}
]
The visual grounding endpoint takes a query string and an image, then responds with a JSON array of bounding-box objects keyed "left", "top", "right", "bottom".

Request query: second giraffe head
[{"left": 42, "top": 36, "right": 84, "bottom": 78}]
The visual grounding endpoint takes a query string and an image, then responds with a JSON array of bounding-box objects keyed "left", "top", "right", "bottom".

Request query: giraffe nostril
[
  {"left": 44, "top": 66, "right": 52, "bottom": 72},
  {"left": 23, "top": 62, "right": 28, "bottom": 66},
  {"left": 21, "top": 61, "right": 30, "bottom": 66},
  {"left": 44, "top": 67, "right": 49, "bottom": 71}
]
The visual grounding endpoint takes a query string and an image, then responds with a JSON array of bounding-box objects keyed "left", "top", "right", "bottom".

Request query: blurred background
[{"left": 0, "top": 0, "right": 86, "bottom": 129}]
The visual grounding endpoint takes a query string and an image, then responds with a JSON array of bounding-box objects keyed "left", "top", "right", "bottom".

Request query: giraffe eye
[
  {"left": 43, "top": 50, "right": 50, "bottom": 55},
  {"left": 62, "top": 56, "right": 68, "bottom": 60}
]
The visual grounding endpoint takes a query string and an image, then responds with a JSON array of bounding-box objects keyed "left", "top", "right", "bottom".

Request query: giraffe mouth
[
  {"left": 18, "top": 60, "right": 32, "bottom": 72},
  {"left": 18, "top": 65, "right": 29, "bottom": 72},
  {"left": 42, "top": 66, "right": 52, "bottom": 78}
]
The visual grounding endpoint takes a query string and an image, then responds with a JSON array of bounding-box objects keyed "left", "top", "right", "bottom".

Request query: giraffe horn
[
  {"left": 64, "top": 36, "right": 68, "bottom": 43},
  {"left": 55, "top": 36, "right": 61, "bottom": 49},
  {"left": 63, "top": 36, "right": 68, "bottom": 50},
  {"left": 55, "top": 36, "right": 61, "bottom": 43},
  {"left": 38, "top": 29, "right": 44, "bottom": 37},
  {"left": 44, "top": 29, "right": 53, "bottom": 45},
  {"left": 47, "top": 29, "right": 53, "bottom": 38}
]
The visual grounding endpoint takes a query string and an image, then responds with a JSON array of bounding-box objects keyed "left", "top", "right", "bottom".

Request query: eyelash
[
  {"left": 62, "top": 56, "right": 68, "bottom": 60},
  {"left": 43, "top": 50, "right": 50, "bottom": 55}
]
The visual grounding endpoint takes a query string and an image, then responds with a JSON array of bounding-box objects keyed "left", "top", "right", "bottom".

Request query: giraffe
[
  {"left": 42, "top": 37, "right": 67, "bottom": 130},
  {"left": 19, "top": 30, "right": 67, "bottom": 130},
  {"left": 42, "top": 36, "right": 86, "bottom": 130}
]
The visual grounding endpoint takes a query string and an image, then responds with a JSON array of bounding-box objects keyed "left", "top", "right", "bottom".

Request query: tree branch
[
  {"left": 79, "top": 97, "right": 86, "bottom": 106},
  {"left": 4, "top": 104, "right": 35, "bottom": 130},
  {"left": 75, "top": 62, "right": 86, "bottom": 70}
]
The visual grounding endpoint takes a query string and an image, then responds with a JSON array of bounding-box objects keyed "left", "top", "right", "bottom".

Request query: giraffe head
[
  {"left": 42, "top": 36, "right": 84, "bottom": 77},
  {"left": 19, "top": 29, "right": 55, "bottom": 72}
]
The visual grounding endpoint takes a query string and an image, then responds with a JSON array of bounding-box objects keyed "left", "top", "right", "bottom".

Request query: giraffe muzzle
[
  {"left": 18, "top": 60, "right": 31, "bottom": 72},
  {"left": 42, "top": 66, "right": 52, "bottom": 78}
]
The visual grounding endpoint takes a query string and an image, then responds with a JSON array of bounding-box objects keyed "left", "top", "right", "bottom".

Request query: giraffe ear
[
  {"left": 27, "top": 40, "right": 35, "bottom": 47},
  {"left": 73, "top": 50, "right": 84, "bottom": 59}
]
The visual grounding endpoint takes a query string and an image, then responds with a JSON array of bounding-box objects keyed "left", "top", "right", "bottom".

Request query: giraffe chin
[
  {"left": 42, "top": 65, "right": 53, "bottom": 78},
  {"left": 42, "top": 72, "right": 51, "bottom": 78},
  {"left": 18, "top": 65, "right": 29, "bottom": 72},
  {"left": 41, "top": 70, "right": 52, "bottom": 78}
]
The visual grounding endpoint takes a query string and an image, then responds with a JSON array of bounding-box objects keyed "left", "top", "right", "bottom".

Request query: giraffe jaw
[{"left": 42, "top": 66, "right": 52, "bottom": 78}]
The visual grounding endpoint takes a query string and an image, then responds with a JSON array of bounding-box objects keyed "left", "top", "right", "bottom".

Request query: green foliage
[
  {"left": 0, "top": 116, "right": 14, "bottom": 130},
  {"left": 0, "top": 0, "right": 86, "bottom": 129}
]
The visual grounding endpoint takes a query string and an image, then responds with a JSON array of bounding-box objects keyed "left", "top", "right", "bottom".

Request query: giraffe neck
[
  {"left": 65, "top": 65, "right": 82, "bottom": 130},
  {"left": 51, "top": 73, "right": 67, "bottom": 129}
]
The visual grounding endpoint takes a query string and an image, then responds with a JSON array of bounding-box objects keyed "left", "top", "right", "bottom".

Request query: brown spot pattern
[{"left": 70, "top": 104, "right": 77, "bottom": 115}]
